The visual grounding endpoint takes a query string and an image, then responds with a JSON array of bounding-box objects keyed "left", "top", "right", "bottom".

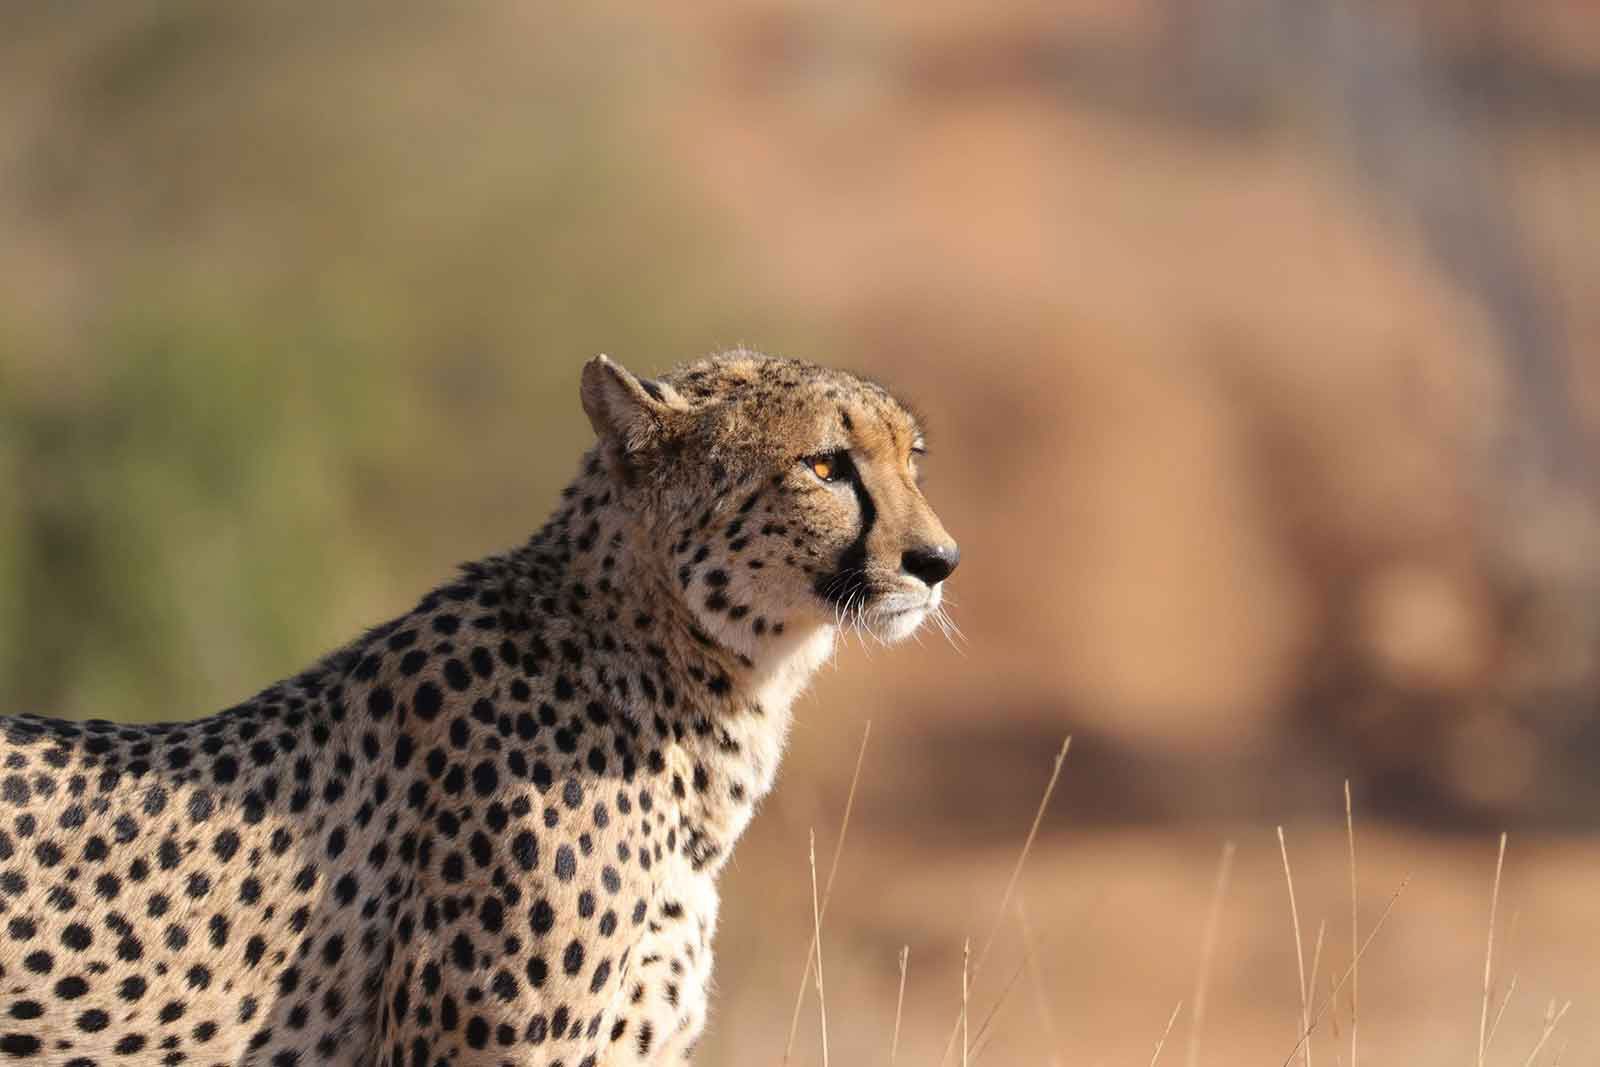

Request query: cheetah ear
[{"left": 580, "top": 355, "right": 679, "bottom": 475}]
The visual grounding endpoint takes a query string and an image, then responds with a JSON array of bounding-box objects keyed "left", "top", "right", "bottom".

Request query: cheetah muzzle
[{"left": 0, "top": 350, "right": 959, "bottom": 1066}]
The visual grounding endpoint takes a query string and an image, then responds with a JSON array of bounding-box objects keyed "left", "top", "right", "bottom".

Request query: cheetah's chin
[
  {"left": 858, "top": 583, "right": 942, "bottom": 644},
  {"left": 869, "top": 604, "right": 932, "bottom": 644}
]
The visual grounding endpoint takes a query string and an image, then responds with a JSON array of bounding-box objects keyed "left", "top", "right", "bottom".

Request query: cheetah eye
[{"left": 804, "top": 451, "right": 852, "bottom": 483}]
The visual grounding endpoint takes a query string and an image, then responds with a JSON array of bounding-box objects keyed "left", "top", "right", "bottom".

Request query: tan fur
[{"left": 0, "top": 350, "right": 957, "bottom": 1065}]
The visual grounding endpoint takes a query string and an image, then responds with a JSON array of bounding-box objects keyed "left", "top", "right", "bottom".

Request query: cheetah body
[{"left": 0, "top": 352, "right": 957, "bottom": 1066}]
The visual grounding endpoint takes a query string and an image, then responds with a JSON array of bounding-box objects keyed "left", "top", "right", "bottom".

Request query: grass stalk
[
  {"left": 1278, "top": 826, "right": 1312, "bottom": 1067},
  {"left": 1017, "top": 896, "right": 1066, "bottom": 1067},
  {"left": 938, "top": 736, "right": 1072, "bottom": 1066},
  {"left": 961, "top": 939, "right": 971, "bottom": 1067},
  {"left": 1477, "top": 832, "right": 1508, "bottom": 1067},
  {"left": 890, "top": 946, "right": 909, "bottom": 1065},
  {"left": 1308, "top": 918, "right": 1327, "bottom": 1032},
  {"left": 1345, "top": 781, "right": 1358, "bottom": 1067},
  {"left": 1520, "top": 1000, "right": 1571, "bottom": 1067},
  {"left": 1187, "top": 840, "right": 1236, "bottom": 1067},
  {"left": 1281, "top": 875, "right": 1411, "bottom": 1067},
  {"left": 808, "top": 829, "right": 829, "bottom": 1067},
  {"left": 784, "top": 720, "right": 873, "bottom": 1063},
  {"left": 1151, "top": 1002, "right": 1184, "bottom": 1067}
]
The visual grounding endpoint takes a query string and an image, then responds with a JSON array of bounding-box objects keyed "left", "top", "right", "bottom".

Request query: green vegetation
[{"left": 0, "top": 3, "right": 797, "bottom": 720}]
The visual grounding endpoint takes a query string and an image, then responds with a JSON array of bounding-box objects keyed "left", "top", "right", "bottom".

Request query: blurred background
[{"left": 2, "top": 1, "right": 1598, "bottom": 1063}]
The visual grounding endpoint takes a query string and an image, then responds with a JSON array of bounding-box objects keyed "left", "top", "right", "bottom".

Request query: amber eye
[{"left": 804, "top": 451, "right": 851, "bottom": 483}]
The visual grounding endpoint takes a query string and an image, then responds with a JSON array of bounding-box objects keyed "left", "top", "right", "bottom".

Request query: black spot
[
  {"left": 563, "top": 939, "right": 585, "bottom": 975},
  {"left": 526, "top": 954, "right": 548, "bottom": 989},
  {"left": 470, "top": 647, "right": 495, "bottom": 678},
  {"left": 367, "top": 688, "right": 394, "bottom": 719},
  {"left": 213, "top": 829, "right": 241, "bottom": 862},
  {"left": 54, "top": 976, "right": 89, "bottom": 1000},
  {"left": 0, "top": 1035, "right": 41, "bottom": 1057},
  {"left": 554, "top": 845, "right": 576, "bottom": 882},
  {"left": 450, "top": 933, "right": 474, "bottom": 971},
  {"left": 414, "top": 682, "right": 443, "bottom": 721},
  {"left": 334, "top": 874, "right": 358, "bottom": 906},
  {"left": 212, "top": 754, "right": 240, "bottom": 784}
]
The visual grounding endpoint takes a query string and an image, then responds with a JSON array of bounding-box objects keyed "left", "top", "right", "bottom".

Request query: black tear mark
[{"left": 813, "top": 466, "right": 876, "bottom": 607}]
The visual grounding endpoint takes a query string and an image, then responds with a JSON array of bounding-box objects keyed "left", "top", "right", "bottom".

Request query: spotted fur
[{"left": 0, "top": 350, "right": 958, "bottom": 1066}]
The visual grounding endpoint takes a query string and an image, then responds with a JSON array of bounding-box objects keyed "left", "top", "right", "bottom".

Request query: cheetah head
[{"left": 581, "top": 350, "right": 959, "bottom": 658}]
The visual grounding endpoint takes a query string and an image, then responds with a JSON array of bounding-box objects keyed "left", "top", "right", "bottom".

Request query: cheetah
[{"left": 0, "top": 350, "right": 958, "bottom": 1066}]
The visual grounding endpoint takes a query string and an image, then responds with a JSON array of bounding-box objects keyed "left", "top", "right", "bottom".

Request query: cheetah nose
[{"left": 901, "top": 543, "right": 960, "bottom": 586}]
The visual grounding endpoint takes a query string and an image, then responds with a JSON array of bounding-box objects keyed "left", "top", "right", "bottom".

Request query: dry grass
[
  {"left": 807, "top": 829, "right": 831, "bottom": 1067},
  {"left": 1281, "top": 875, "right": 1413, "bottom": 1067},
  {"left": 1149, "top": 1002, "right": 1184, "bottom": 1067},
  {"left": 784, "top": 720, "right": 872, "bottom": 1063},
  {"left": 771, "top": 741, "right": 1589, "bottom": 1067},
  {"left": 1480, "top": 832, "right": 1509, "bottom": 1067},
  {"left": 960, "top": 940, "right": 971, "bottom": 1067},
  {"left": 936, "top": 736, "right": 1071, "bottom": 1066},
  {"left": 1186, "top": 840, "right": 1235, "bottom": 1067},
  {"left": 1016, "top": 897, "right": 1065, "bottom": 1067},
  {"left": 1522, "top": 1000, "right": 1573, "bottom": 1067},
  {"left": 1278, "top": 825, "right": 1314, "bottom": 1067},
  {"left": 1346, "top": 780, "right": 1360, "bottom": 1067},
  {"left": 890, "top": 946, "right": 909, "bottom": 1065}
]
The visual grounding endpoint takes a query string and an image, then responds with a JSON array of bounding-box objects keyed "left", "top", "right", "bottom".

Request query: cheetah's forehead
[{"left": 660, "top": 349, "right": 922, "bottom": 453}]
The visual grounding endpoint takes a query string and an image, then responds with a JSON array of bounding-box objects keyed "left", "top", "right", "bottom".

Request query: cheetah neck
[
  {"left": 742, "top": 622, "right": 835, "bottom": 718},
  {"left": 495, "top": 462, "right": 836, "bottom": 871}
]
